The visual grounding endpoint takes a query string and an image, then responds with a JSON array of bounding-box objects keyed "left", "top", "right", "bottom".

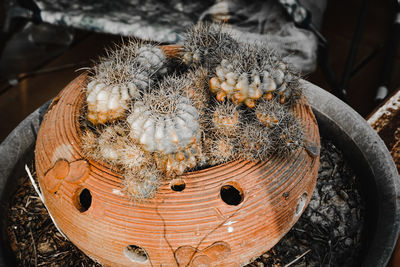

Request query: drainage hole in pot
[
  {"left": 74, "top": 188, "right": 92, "bottom": 212},
  {"left": 124, "top": 245, "right": 148, "bottom": 263},
  {"left": 295, "top": 193, "right": 308, "bottom": 217},
  {"left": 220, "top": 184, "right": 243, "bottom": 206},
  {"left": 170, "top": 179, "right": 186, "bottom": 192}
]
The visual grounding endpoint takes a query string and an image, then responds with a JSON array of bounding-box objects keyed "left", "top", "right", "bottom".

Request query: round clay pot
[
  {"left": 1, "top": 80, "right": 399, "bottom": 267},
  {"left": 33, "top": 68, "right": 320, "bottom": 266}
]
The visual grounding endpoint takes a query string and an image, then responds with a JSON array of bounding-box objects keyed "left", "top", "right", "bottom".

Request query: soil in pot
[
  {"left": 249, "top": 137, "right": 365, "bottom": 267},
  {"left": 4, "top": 137, "right": 364, "bottom": 267}
]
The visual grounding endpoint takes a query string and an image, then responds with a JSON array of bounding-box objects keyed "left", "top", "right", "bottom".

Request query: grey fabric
[{"left": 36, "top": 0, "right": 327, "bottom": 72}]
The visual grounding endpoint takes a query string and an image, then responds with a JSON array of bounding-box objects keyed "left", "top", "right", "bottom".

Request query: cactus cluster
[
  {"left": 81, "top": 22, "right": 305, "bottom": 200},
  {"left": 208, "top": 45, "right": 301, "bottom": 107}
]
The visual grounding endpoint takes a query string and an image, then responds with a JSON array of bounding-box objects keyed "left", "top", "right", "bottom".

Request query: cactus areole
[{"left": 35, "top": 23, "right": 320, "bottom": 266}]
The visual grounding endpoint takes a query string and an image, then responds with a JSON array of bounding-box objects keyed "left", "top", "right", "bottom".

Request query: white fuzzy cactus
[
  {"left": 128, "top": 99, "right": 199, "bottom": 154},
  {"left": 86, "top": 80, "right": 139, "bottom": 124},
  {"left": 127, "top": 90, "right": 202, "bottom": 176},
  {"left": 209, "top": 45, "right": 300, "bottom": 108},
  {"left": 210, "top": 59, "right": 264, "bottom": 108},
  {"left": 86, "top": 43, "right": 167, "bottom": 125},
  {"left": 136, "top": 45, "right": 167, "bottom": 74}
]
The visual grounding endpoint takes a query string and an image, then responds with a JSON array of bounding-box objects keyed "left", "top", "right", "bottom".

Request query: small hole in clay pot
[
  {"left": 75, "top": 188, "right": 92, "bottom": 212},
  {"left": 295, "top": 193, "right": 308, "bottom": 216},
  {"left": 124, "top": 245, "right": 148, "bottom": 263},
  {"left": 220, "top": 183, "right": 243, "bottom": 206},
  {"left": 170, "top": 179, "right": 186, "bottom": 192}
]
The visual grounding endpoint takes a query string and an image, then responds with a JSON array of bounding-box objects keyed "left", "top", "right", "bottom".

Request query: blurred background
[{"left": 1, "top": 0, "right": 399, "bottom": 142}]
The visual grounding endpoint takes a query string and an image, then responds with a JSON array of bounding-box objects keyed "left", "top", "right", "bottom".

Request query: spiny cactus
[
  {"left": 204, "top": 137, "right": 236, "bottom": 166},
  {"left": 208, "top": 44, "right": 301, "bottom": 108},
  {"left": 182, "top": 22, "right": 239, "bottom": 68},
  {"left": 236, "top": 121, "right": 272, "bottom": 161},
  {"left": 126, "top": 76, "right": 203, "bottom": 176},
  {"left": 255, "top": 99, "right": 304, "bottom": 155},
  {"left": 183, "top": 67, "right": 211, "bottom": 115},
  {"left": 81, "top": 125, "right": 149, "bottom": 168},
  {"left": 123, "top": 166, "right": 161, "bottom": 201},
  {"left": 81, "top": 125, "right": 160, "bottom": 200},
  {"left": 86, "top": 41, "right": 167, "bottom": 125},
  {"left": 80, "top": 22, "right": 306, "bottom": 200},
  {"left": 210, "top": 101, "right": 241, "bottom": 137}
]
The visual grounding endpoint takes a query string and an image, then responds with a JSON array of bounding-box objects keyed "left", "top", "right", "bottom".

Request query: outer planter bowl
[
  {"left": 33, "top": 74, "right": 320, "bottom": 266},
  {"left": 0, "top": 81, "right": 398, "bottom": 267},
  {"left": 302, "top": 82, "right": 400, "bottom": 267}
]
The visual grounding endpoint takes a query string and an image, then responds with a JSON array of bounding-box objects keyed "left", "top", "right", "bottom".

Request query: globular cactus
[
  {"left": 204, "top": 137, "right": 236, "bottom": 166},
  {"left": 181, "top": 22, "right": 239, "bottom": 69},
  {"left": 135, "top": 45, "right": 167, "bottom": 75},
  {"left": 127, "top": 79, "right": 203, "bottom": 176},
  {"left": 86, "top": 79, "right": 139, "bottom": 125},
  {"left": 271, "top": 116, "right": 304, "bottom": 155},
  {"left": 153, "top": 143, "right": 201, "bottom": 177},
  {"left": 184, "top": 67, "right": 211, "bottom": 115},
  {"left": 209, "top": 59, "right": 263, "bottom": 108},
  {"left": 81, "top": 124, "right": 160, "bottom": 200},
  {"left": 123, "top": 166, "right": 161, "bottom": 201},
  {"left": 86, "top": 42, "right": 167, "bottom": 125},
  {"left": 202, "top": 101, "right": 242, "bottom": 165},
  {"left": 235, "top": 121, "right": 272, "bottom": 161},
  {"left": 255, "top": 99, "right": 304, "bottom": 155},
  {"left": 262, "top": 56, "right": 301, "bottom": 105},
  {"left": 254, "top": 99, "right": 286, "bottom": 128},
  {"left": 80, "top": 128, "right": 99, "bottom": 160},
  {"left": 81, "top": 124, "right": 154, "bottom": 168},
  {"left": 119, "top": 141, "right": 150, "bottom": 170},
  {"left": 210, "top": 101, "right": 241, "bottom": 137},
  {"left": 96, "top": 125, "right": 128, "bottom": 166},
  {"left": 127, "top": 99, "right": 199, "bottom": 154},
  {"left": 208, "top": 44, "right": 301, "bottom": 108}
]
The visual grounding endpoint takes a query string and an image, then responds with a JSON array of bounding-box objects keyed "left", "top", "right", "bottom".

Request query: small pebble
[
  {"left": 344, "top": 238, "right": 353, "bottom": 247},
  {"left": 339, "top": 189, "right": 349, "bottom": 200},
  {"left": 37, "top": 240, "right": 54, "bottom": 254}
]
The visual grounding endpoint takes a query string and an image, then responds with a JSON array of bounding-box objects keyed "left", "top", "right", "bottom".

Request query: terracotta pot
[
  {"left": 3, "top": 80, "right": 399, "bottom": 266},
  {"left": 33, "top": 71, "right": 320, "bottom": 266}
]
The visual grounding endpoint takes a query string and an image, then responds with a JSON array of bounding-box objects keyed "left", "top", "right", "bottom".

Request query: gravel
[{"left": 247, "top": 138, "right": 365, "bottom": 267}]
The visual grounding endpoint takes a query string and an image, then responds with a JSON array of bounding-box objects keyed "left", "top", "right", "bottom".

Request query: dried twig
[
  {"left": 29, "top": 227, "right": 38, "bottom": 267},
  {"left": 25, "top": 165, "right": 44, "bottom": 203},
  {"left": 25, "top": 165, "right": 68, "bottom": 240},
  {"left": 284, "top": 249, "right": 311, "bottom": 267}
]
